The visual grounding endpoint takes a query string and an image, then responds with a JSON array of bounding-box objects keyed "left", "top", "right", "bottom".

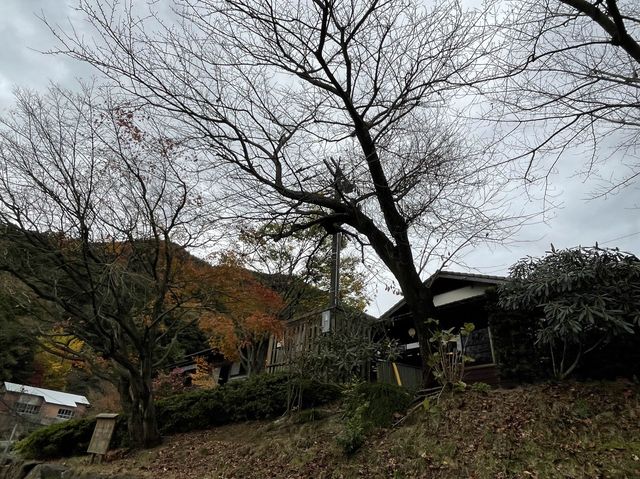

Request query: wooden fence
[
  {"left": 376, "top": 361, "right": 423, "bottom": 391},
  {"left": 265, "top": 307, "right": 373, "bottom": 378}
]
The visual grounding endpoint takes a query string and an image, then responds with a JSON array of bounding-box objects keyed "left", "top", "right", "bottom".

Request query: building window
[
  {"left": 56, "top": 408, "right": 74, "bottom": 419},
  {"left": 15, "top": 402, "right": 40, "bottom": 415},
  {"left": 463, "top": 327, "right": 495, "bottom": 365}
]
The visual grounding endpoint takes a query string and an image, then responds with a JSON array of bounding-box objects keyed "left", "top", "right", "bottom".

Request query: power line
[{"left": 600, "top": 231, "right": 640, "bottom": 246}]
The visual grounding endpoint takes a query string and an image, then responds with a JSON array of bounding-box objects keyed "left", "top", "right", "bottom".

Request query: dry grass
[{"left": 62, "top": 380, "right": 640, "bottom": 479}]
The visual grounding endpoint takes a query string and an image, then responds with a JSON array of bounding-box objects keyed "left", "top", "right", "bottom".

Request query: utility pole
[
  {"left": 328, "top": 230, "right": 342, "bottom": 329},
  {"left": 326, "top": 161, "right": 354, "bottom": 331}
]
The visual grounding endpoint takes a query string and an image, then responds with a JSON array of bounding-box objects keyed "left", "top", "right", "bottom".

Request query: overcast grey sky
[{"left": 2, "top": 0, "right": 639, "bottom": 316}]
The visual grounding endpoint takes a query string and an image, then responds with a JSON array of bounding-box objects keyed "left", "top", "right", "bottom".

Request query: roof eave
[{"left": 378, "top": 270, "right": 506, "bottom": 321}]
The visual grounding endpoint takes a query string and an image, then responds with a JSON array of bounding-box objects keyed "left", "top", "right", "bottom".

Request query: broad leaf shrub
[
  {"left": 490, "top": 293, "right": 640, "bottom": 382},
  {"left": 17, "top": 373, "right": 341, "bottom": 460},
  {"left": 490, "top": 246, "right": 640, "bottom": 382},
  {"left": 337, "top": 382, "right": 411, "bottom": 454},
  {"left": 486, "top": 289, "right": 548, "bottom": 383},
  {"left": 427, "top": 320, "right": 476, "bottom": 389}
]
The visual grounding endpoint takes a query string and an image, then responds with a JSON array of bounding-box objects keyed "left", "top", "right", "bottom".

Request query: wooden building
[
  {"left": 377, "top": 271, "right": 505, "bottom": 389},
  {"left": 0, "top": 381, "right": 90, "bottom": 436},
  {"left": 264, "top": 306, "right": 375, "bottom": 379}
]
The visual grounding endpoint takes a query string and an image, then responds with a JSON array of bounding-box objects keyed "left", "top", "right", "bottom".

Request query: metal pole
[
  {"left": 329, "top": 232, "right": 342, "bottom": 308},
  {"left": 329, "top": 231, "right": 341, "bottom": 329},
  {"left": 328, "top": 161, "right": 352, "bottom": 330},
  {"left": 2, "top": 423, "right": 17, "bottom": 462}
]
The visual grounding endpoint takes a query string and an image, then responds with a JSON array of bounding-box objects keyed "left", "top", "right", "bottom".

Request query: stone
[
  {"left": 15, "top": 460, "right": 41, "bottom": 479},
  {"left": 24, "top": 464, "right": 68, "bottom": 479}
]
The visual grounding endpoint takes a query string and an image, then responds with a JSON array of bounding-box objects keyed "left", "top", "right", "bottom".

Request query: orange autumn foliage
[
  {"left": 95, "top": 242, "right": 284, "bottom": 374},
  {"left": 198, "top": 253, "right": 284, "bottom": 372},
  {"left": 191, "top": 356, "right": 217, "bottom": 389}
]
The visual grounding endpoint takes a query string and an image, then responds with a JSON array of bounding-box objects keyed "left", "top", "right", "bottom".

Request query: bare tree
[
  {"left": 48, "top": 0, "right": 531, "bottom": 384},
  {"left": 0, "top": 85, "right": 219, "bottom": 447},
  {"left": 486, "top": 0, "right": 640, "bottom": 196}
]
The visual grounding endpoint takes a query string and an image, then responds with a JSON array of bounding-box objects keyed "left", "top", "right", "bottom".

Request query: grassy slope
[{"left": 67, "top": 380, "right": 640, "bottom": 479}]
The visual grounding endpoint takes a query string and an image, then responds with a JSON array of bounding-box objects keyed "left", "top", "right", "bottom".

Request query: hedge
[
  {"left": 14, "top": 415, "right": 129, "bottom": 460},
  {"left": 16, "top": 373, "right": 341, "bottom": 460},
  {"left": 155, "top": 373, "right": 340, "bottom": 434}
]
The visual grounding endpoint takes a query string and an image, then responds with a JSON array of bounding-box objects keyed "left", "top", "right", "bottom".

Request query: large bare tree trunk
[
  {"left": 117, "top": 369, "right": 161, "bottom": 448},
  {"left": 396, "top": 274, "right": 438, "bottom": 386}
]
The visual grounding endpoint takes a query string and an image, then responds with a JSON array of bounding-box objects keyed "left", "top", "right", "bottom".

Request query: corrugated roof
[{"left": 3, "top": 382, "right": 90, "bottom": 408}]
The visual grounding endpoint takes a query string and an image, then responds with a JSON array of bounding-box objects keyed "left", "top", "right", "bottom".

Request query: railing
[
  {"left": 265, "top": 309, "right": 326, "bottom": 374},
  {"left": 265, "top": 307, "right": 372, "bottom": 377}
]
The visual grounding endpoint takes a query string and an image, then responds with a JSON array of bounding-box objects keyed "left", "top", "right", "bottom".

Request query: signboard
[
  {"left": 321, "top": 310, "right": 331, "bottom": 333},
  {"left": 87, "top": 413, "right": 119, "bottom": 455}
]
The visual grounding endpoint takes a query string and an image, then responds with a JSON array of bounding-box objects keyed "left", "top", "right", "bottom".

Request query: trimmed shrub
[
  {"left": 298, "top": 377, "right": 343, "bottom": 408},
  {"left": 15, "top": 418, "right": 94, "bottom": 460},
  {"left": 16, "top": 373, "right": 341, "bottom": 460},
  {"left": 156, "top": 373, "right": 341, "bottom": 435},
  {"left": 15, "top": 415, "right": 129, "bottom": 460}
]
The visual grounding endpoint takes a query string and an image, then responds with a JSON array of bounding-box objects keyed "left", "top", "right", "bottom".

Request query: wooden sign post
[{"left": 87, "top": 413, "right": 119, "bottom": 463}]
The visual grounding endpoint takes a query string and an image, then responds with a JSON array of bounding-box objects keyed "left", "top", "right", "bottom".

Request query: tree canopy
[
  {"left": 47, "top": 0, "right": 532, "bottom": 384},
  {"left": 237, "top": 223, "right": 370, "bottom": 317},
  {"left": 198, "top": 252, "right": 285, "bottom": 376},
  {"left": 0, "top": 86, "right": 219, "bottom": 447}
]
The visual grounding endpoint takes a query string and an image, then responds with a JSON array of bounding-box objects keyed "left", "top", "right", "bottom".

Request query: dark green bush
[
  {"left": 15, "top": 415, "right": 130, "bottom": 460},
  {"left": 297, "top": 377, "right": 343, "bottom": 408},
  {"left": 16, "top": 373, "right": 341, "bottom": 460},
  {"left": 343, "top": 382, "right": 411, "bottom": 429},
  {"left": 486, "top": 289, "right": 548, "bottom": 383},
  {"left": 336, "top": 413, "right": 366, "bottom": 455},
  {"left": 487, "top": 288, "right": 640, "bottom": 383},
  {"left": 15, "top": 418, "right": 94, "bottom": 460},
  {"left": 155, "top": 373, "right": 341, "bottom": 435},
  {"left": 337, "top": 381, "right": 411, "bottom": 454}
]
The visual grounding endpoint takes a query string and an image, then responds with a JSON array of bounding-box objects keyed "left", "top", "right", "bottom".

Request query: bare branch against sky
[
  {"left": 484, "top": 0, "right": 640, "bottom": 198},
  {"left": 0, "top": 85, "right": 223, "bottom": 446},
  {"left": 0, "top": 0, "right": 637, "bottom": 316}
]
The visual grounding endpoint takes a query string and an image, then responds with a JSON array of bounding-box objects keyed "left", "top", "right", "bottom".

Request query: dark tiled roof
[{"left": 379, "top": 270, "right": 506, "bottom": 321}]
